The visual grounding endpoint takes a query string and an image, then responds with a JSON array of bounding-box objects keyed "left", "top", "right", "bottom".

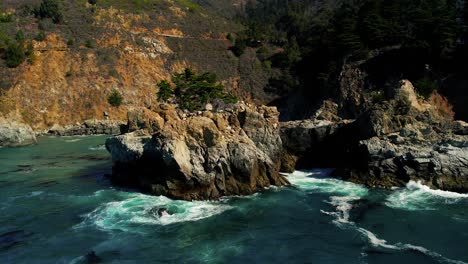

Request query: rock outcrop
[
  {"left": 343, "top": 80, "right": 468, "bottom": 192},
  {"left": 0, "top": 118, "right": 37, "bottom": 147},
  {"left": 106, "top": 103, "right": 289, "bottom": 200},
  {"left": 278, "top": 79, "right": 468, "bottom": 193},
  {"left": 46, "top": 120, "right": 125, "bottom": 136}
]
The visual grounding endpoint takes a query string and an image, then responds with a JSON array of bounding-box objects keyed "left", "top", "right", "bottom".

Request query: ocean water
[{"left": 0, "top": 136, "right": 467, "bottom": 264}]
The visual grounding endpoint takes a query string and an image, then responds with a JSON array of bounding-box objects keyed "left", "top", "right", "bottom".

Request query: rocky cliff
[
  {"left": 343, "top": 80, "right": 468, "bottom": 192},
  {"left": 106, "top": 102, "right": 289, "bottom": 200},
  {"left": 279, "top": 79, "right": 468, "bottom": 193},
  {"left": 106, "top": 79, "right": 468, "bottom": 199}
]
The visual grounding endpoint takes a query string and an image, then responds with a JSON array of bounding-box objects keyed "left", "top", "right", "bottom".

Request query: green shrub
[
  {"left": 156, "top": 80, "right": 172, "bottom": 102},
  {"left": 226, "top": 33, "right": 234, "bottom": 43},
  {"left": 5, "top": 41, "right": 26, "bottom": 68},
  {"left": 35, "top": 31, "right": 46, "bottom": 41},
  {"left": 66, "top": 39, "right": 74, "bottom": 46},
  {"left": 88, "top": 0, "right": 97, "bottom": 5},
  {"left": 177, "top": 0, "right": 201, "bottom": 12},
  {"left": 85, "top": 40, "right": 94, "bottom": 48},
  {"left": 108, "top": 89, "right": 123, "bottom": 107},
  {"left": 230, "top": 39, "right": 246, "bottom": 57},
  {"left": 0, "top": 12, "right": 13, "bottom": 23},
  {"left": 34, "top": 0, "right": 63, "bottom": 24},
  {"left": 263, "top": 60, "right": 272, "bottom": 71}
]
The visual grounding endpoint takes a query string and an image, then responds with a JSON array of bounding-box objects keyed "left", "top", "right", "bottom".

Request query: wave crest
[
  {"left": 75, "top": 193, "right": 232, "bottom": 232},
  {"left": 386, "top": 181, "right": 468, "bottom": 211}
]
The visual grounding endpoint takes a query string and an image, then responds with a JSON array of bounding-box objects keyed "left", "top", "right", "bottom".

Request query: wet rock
[
  {"left": 0, "top": 119, "right": 37, "bottom": 147},
  {"left": 106, "top": 103, "right": 289, "bottom": 200},
  {"left": 343, "top": 80, "right": 468, "bottom": 192}
]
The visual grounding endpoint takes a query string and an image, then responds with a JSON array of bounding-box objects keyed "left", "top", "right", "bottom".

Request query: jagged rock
[
  {"left": 126, "top": 108, "right": 165, "bottom": 133},
  {"left": 106, "top": 102, "right": 289, "bottom": 200},
  {"left": 345, "top": 134, "right": 468, "bottom": 192},
  {"left": 47, "top": 120, "right": 124, "bottom": 136},
  {"left": 313, "top": 100, "right": 341, "bottom": 122},
  {"left": 0, "top": 119, "right": 37, "bottom": 147},
  {"left": 343, "top": 80, "right": 468, "bottom": 192}
]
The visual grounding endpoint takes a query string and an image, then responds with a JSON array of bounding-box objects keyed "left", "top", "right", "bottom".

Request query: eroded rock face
[
  {"left": 47, "top": 120, "right": 125, "bottom": 136},
  {"left": 0, "top": 119, "right": 37, "bottom": 147},
  {"left": 280, "top": 119, "right": 353, "bottom": 171},
  {"left": 344, "top": 80, "right": 468, "bottom": 192},
  {"left": 106, "top": 103, "right": 289, "bottom": 200}
]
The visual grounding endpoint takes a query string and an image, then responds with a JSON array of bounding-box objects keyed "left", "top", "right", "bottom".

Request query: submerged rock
[
  {"left": 85, "top": 251, "right": 102, "bottom": 264},
  {"left": 106, "top": 103, "right": 289, "bottom": 200},
  {"left": 0, "top": 119, "right": 37, "bottom": 147}
]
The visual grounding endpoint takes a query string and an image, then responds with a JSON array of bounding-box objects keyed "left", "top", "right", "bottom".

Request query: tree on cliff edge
[{"left": 157, "top": 68, "right": 237, "bottom": 111}]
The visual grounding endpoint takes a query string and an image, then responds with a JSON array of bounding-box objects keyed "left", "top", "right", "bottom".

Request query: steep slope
[{"left": 0, "top": 0, "right": 272, "bottom": 129}]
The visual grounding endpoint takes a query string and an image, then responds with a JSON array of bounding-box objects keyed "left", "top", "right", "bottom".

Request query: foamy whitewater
[
  {"left": 288, "top": 170, "right": 468, "bottom": 264},
  {"left": 1, "top": 137, "right": 467, "bottom": 263}
]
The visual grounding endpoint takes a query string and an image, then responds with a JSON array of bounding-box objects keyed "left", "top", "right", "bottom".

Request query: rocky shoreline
[
  {"left": 106, "top": 103, "right": 289, "bottom": 200},
  {"left": 42, "top": 119, "right": 125, "bottom": 137},
  {"left": 106, "top": 80, "right": 468, "bottom": 200},
  {"left": 2, "top": 83, "right": 466, "bottom": 198},
  {"left": 0, "top": 118, "right": 125, "bottom": 148}
]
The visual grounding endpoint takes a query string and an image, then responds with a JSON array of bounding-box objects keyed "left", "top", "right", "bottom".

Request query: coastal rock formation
[
  {"left": 280, "top": 119, "right": 352, "bottom": 171},
  {"left": 106, "top": 103, "right": 289, "bottom": 200},
  {"left": 46, "top": 120, "right": 125, "bottom": 136},
  {"left": 348, "top": 133, "right": 468, "bottom": 192},
  {"left": 344, "top": 80, "right": 468, "bottom": 192},
  {"left": 0, "top": 119, "right": 37, "bottom": 147}
]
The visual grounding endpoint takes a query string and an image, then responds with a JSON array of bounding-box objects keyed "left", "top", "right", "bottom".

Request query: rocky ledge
[
  {"left": 45, "top": 119, "right": 125, "bottom": 136},
  {"left": 106, "top": 103, "right": 289, "bottom": 200},
  {"left": 0, "top": 118, "right": 37, "bottom": 147},
  {"left": 341, "top": 80, "right": 468, "bottom": 192}
]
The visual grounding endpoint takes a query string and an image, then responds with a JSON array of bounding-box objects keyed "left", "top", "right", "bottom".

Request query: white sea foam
[
  {"left": 288, "top": 171, "right": 468, "bottom": 264},
  {"left": 320, "top": 196, "right": 361, "bottom": 225},
  {"left": 89, "top": 145, "right": 106, "bottom": 151},
  {"left": 386, "top": 181, "right": 468, "bottom": 211},
  {"left": 357, "top": 227, "right": 468, "bottom": 264},
  {"left": 75, "top": 193, "right": 232, "bottom": 232},
  {"left": 286, "top": 170, "right": 369, "bottom": 197},
  {"left": 64, "top": 139, "right": 82, "bottom": 143}
]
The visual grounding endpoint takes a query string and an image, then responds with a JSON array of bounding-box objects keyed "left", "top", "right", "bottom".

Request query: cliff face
[
  {"left": 105, "top": 102, "right": 289, "bottom": 200},
  {"left": 279, "top": 79, "right": 468, "bottom": 193},
  {"left": 0, "top": 1, "right": 272, "bottom": 129},
  {"left": 345, "top": 81, "right": 468, "bottom": 192}
]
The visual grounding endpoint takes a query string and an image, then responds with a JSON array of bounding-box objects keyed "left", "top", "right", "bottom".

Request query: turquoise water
[{"left": 0, "top": 136, "right": 467, "bottom": 264}]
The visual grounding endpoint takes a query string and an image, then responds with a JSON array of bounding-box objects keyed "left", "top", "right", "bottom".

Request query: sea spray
[{"left": 386, "top": 181, "right": 468, "bottom": 211}]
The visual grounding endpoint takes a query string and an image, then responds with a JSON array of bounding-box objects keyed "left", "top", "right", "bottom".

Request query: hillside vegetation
[
  {"left": 235, "top": 0, "right": 468, "bottom": 120},
  {"left": 0, "top": 0, "right": 271, "bottom": 128}
]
